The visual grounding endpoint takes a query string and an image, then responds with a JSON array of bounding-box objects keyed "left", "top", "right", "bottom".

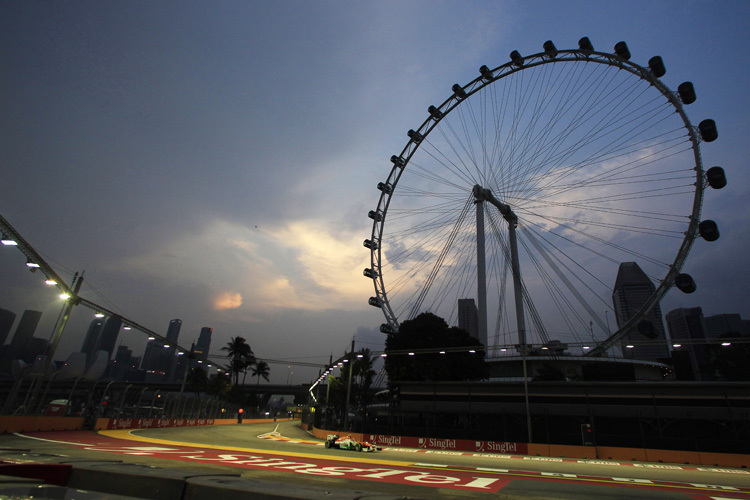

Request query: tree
[
  {"left": 384, "top": 312, "right": 489, "bottom": 384},
  {"left": 186, "top": 366, "right": 209, "bottom": 394},
  {"left": 221, "top": 336, "right": 255, "bottom": 386},
  {"left": 251, "top": 360, "right": 270, "bottom": 387},
  {"left": 206, "top": 373, "right": 231, "bottom": 399},
  {"left": 249, "top": 360, "right": 270, "bottom": 411}
]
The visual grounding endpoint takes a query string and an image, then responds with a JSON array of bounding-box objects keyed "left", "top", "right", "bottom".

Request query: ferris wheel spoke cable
[
  {"left": 520, "top": 241, "right": 581, "bottom": 344},
  {"left": 530, "top": 132, "right": 690, "bottom": 201},
  {"left": 501, "top": 65, "right": 635, "bottom": 193},
  {"left": 407, "top": 196, "right": 473, "bottom": 319},
  {"left": 425, "top": 225, "right": 475, "bottom": 316},
  {"left": 485, "top": 211, "right": 550, "bottom": 346},
  {"left": 531, "top": 98, "right": 673, "bottom": 195},
  {"left": 523, "top": 226, "right": 610, "bottom": 336},
  {"left": 516, "top": 82, "right": 662, "bottom": 195},
  {"left": 408, "top": 203, "right": 471, "bottom": 320},
  {"left": 530, "top": 211, "right": 670, "bottom": 268},
  {"left": 409, "top": 146, "right": 477, "bottom": 189}
]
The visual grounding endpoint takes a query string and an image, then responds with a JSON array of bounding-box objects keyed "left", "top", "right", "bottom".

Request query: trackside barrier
[
  {"left": 0, "top": 416, "right": 85, "bottom": 433},
  {"left": 0, "top": 416, "right": 292, "bottom": 433},
  {"left": 308, "top": 426, "right": 527, "bottom": 454},
  {"left": 97, "top": 417, "right": 294, "bottom": 430},
  {"left": 309, "top": 426, "right": 750, "bottom": 468}
]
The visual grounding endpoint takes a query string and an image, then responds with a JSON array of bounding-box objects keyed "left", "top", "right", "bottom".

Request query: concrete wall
[{"left": 0, "top": 416, "right": 85, "bottom": 433}]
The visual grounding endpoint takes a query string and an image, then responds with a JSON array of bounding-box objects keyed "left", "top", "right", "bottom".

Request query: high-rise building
[
  {"left": 195, "top": 327, "right": 212, "bottom": 363},
  {"left": 612, "top": 262, "right": 669, "bottom": 362},
  {"left": 665, "top": 307, "right": 707, "bottom": 380},
  {"left": 458, "top": 299, "right": 479, "bottom": 340},
  {"left": 0, "top": 308, "right": 16, "bottom": 346},
  {"left": 97, "top": 315, "right": 123, "bottom": 360},
  {"left": 165, "top": 319, "right": 182, "bottom": 382},
  {"left": 81, "top": 319, "right": 105, "bottom": 360},
  {"left": 9, "top": 310, "right": 42, "bottom": 359},
  {"left": 26, "top": 337, "right": 49, "bottom": 364},
  {"left": 110, "top": 344, "right": 132, "bottom": 380},
  {"left": 140, "top": 338, "right": 163, "bottom": 371},
  {"left": 166, "top": 319, "right": 182, "bottom": 343},
  {"left": 704, "top": 314, "right": 744, "bottom": 337}
]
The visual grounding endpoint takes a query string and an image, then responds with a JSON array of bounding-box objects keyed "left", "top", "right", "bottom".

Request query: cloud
[
  {"left": 263, "top": 219, "right": 373, "bottom": 309},
  {"left": 213, "top": 291, "right": 243, "bottom": 310}
]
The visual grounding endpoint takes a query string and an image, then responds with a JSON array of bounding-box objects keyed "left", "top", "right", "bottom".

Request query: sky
[{"left": 1, "top": 0, "right": 748, "bottom": 385}]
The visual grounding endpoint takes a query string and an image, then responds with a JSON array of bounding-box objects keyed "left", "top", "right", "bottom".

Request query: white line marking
[{"left": 13, "top": 432, "right": 87, "bottom": 447}]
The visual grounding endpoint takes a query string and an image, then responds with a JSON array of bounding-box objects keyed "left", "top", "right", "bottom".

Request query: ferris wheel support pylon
[
  {"left": 474, "top": 185, "right": 528, "bottom": 351},
  {"left": 476, "top": 194, "right": 487, "bottom": 347}
]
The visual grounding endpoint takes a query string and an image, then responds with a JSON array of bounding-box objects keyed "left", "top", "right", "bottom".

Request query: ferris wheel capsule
[
  {"left": 675, "top": 273, "right": 697, "bottom": 294},
  {"left": 578, "top": 36, "right": 594, "bottom": 52},
  {"left": 648, "top": 56, "right": 666, "bottom": 77},
  {"left": 614, "top": 41, "right": 631, "bottom": 60},
  {"left": 678, "top": 82, "right": 696, "bottom": 104},
  {"left": 699, "top": 119, "right": 718, "bottom": 142},
  {"left": 698, "top": 220, "right": 720, "bottom": 241},
  {"left": 509, "top": 50, "right": 524, "bottom": 67},
  {"left": 706, "top": 167, "right": 727, "bottom": 189},
  {"left": 479, "top": 65, "right": 494, "bottom": 81},
  {"left": 543, "top": 40, "right": 558, "bottom": 58}
]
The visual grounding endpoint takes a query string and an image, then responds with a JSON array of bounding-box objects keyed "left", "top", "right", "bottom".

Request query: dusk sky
[{"left": 2, "top": 1, "right": 748, "bottom": 384}]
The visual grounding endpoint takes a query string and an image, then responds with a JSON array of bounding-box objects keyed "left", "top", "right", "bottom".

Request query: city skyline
[{"left": 2, "top": 1, "right": 749, "bottom": 384}]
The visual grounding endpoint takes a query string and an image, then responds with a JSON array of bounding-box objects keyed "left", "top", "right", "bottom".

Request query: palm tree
[
  {"left": 251, "top": 361, "right": 270, "bottom": 389},
  {"left": 241, "top": 353, "right": 256, "bottom": 386},
  {"left": 251, "top": 361, "right": 270, "bottom": 412},
  {"left": 221, "top": 337, "right": 255, "bottom": 386}
]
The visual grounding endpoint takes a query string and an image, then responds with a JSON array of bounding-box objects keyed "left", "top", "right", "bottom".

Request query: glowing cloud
[{"left": 214, "top": 291, "right": 243, "bottom": 310}]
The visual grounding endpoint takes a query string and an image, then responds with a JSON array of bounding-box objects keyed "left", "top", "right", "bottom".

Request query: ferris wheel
[{"left": 365, "top": 38, "right": 726, "bottom": 355}]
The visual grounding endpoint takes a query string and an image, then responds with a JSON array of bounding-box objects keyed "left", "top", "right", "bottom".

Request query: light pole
[{"left": 343, "top": 340, "right": 355, "bottom": 431}]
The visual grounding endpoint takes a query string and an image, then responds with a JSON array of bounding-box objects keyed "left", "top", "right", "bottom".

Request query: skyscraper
[
  {"left": 9, "top": 310, "right": 42, "bottom": 359},
  {"left": 140, "top": 338, "right": 163, "bottom": 372},
  {"left": 665, "top": 307, "right": 706, "bottom": 380},
  {"left": 458, "top": 299, "right": 479, "bottom": 340},
  {"left": 612, "top": 262, "right": 669, "bottom": 362},
  {"left": 166, "top": 319, "right": 182, "bottom": 344},
  {"left": 97, "top": 315, "right": 123, "bottom": 359},
  {"left": 704, "top": 314, "right": 745, "bottom": 337},
  {"left": 81, "top": 319, "right": 105, "bottom": 360},
  {"left": 165, "top": 319, "right": 182, "bottom": 382},
  {"left": 195, "top": 327, "right": 212, "bottom": 363},
  {"left": 0, "top": 308, "right": 16, "bottom": 346}
]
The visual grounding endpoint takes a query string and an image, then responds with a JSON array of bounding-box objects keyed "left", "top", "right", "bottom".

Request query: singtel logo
[
  {"left": 371, "top": 435, "right": 402, "bottom": 446},
  {"left": 420, "top": 438, "right": 456, "bottom": 449},
  {"left": 476, "top": 441, "right": 518, "bottom": 453}
]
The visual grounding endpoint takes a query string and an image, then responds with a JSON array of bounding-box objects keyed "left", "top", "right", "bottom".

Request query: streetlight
[{"left": 1, "top": 234, "right": 17, "bottom": 246}]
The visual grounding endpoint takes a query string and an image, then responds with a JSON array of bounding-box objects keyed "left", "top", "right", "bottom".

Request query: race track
[{"left": 8, "top": 420, "right": 750, "bottom": 499}]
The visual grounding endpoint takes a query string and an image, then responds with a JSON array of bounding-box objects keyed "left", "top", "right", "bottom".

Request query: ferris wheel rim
[{"left": 368, "top": 42, "right": 706, "bottom": 345}]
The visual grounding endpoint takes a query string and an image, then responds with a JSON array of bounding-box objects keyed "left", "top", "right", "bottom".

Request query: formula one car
[{"left": 324, "top": 434, "right": 382, "bottom": 452}]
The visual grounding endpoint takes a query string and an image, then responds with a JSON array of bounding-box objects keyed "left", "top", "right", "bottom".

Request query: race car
[{"left": 324, "top": 434, "right": 382, "bottom": 452}]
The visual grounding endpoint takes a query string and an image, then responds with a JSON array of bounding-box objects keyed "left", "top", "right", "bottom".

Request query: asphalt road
[{"left": 4, "top": 421, "right": 750, "bottom": 499}]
